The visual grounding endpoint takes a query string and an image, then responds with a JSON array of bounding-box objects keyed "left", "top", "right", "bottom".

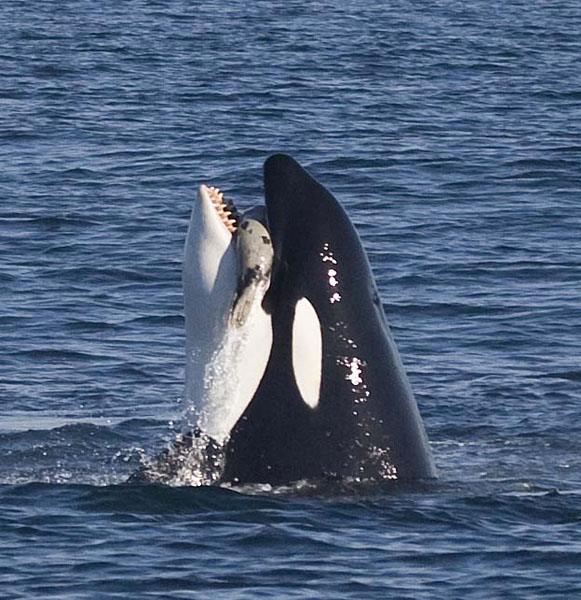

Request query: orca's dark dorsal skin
[{"left": 223, "top": 154, "right": 436, "bottom": 485}]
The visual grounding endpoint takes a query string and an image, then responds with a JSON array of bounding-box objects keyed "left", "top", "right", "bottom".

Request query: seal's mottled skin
[{"left": 230, "top": 218, "right": 273, "bottom": 328}]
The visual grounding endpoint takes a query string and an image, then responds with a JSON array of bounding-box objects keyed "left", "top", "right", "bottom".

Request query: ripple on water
[{"left": 1, "top": 0, "right": 581, "bottom": 597}]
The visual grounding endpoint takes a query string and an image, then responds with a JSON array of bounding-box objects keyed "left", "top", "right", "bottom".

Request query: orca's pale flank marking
[{"left": 292, "top": 297, "right": 322, "bottom": 410}]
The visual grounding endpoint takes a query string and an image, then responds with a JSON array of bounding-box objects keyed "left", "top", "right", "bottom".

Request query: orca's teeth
[{"left": 205, "top": 184, "right": 239, "bottom": 233}]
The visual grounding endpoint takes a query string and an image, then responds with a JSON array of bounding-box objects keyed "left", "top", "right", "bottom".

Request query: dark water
[{"left": 1, "top": 0, "right": 580, "bottom": 597}]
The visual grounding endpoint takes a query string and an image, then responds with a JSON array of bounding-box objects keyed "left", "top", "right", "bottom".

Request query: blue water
[{"left": 1, "top": 0, "right": 580, "bottom": 597}]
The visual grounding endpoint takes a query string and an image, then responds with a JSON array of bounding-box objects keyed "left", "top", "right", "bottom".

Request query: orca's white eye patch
[{"left": 292, "top": 297, "right": 322, "bottom": 409}]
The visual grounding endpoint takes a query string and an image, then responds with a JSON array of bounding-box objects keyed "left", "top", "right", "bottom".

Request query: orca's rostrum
[{"left": 149, "top": 154, "right": 436, "bottom": 486}]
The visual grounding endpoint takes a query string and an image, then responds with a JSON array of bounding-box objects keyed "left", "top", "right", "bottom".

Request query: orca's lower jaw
[{"left": 183, "top": 184, "right": 275, "bottom": 449}]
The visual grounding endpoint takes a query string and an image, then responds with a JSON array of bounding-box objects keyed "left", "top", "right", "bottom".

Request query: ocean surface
[{"left": 1, "top": 0, "right": 580, "bottom": 597}]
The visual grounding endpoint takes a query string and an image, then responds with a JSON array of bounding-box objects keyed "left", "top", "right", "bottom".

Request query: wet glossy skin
[{"left": 223, "top": 155, "right": 436, "bottom": 485}]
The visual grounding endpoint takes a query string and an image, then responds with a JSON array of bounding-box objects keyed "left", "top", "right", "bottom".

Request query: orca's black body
[{"left": 222, "top": 154, "right": 435, "bottom": 485}]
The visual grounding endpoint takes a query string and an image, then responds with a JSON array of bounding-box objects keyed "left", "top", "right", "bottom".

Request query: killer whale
[{"left": 135, "top": 154, "right": 436, "bottom": 486}]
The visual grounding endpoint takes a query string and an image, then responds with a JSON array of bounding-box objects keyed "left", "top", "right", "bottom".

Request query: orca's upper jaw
[
  {"left": 263, "top": 154, "right": 353, "bottom": 260},
  {"left": 263, "top": 154, "right": 318, "bottom": 230}
]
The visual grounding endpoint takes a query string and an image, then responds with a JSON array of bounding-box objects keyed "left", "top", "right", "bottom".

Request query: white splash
[{"left": 184, "top": 286, "right": 272, "bottom": 445}]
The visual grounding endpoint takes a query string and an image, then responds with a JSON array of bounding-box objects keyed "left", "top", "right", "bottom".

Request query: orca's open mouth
[{"left": 204, "top": 185, "right": 240, "bottom": 234}]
